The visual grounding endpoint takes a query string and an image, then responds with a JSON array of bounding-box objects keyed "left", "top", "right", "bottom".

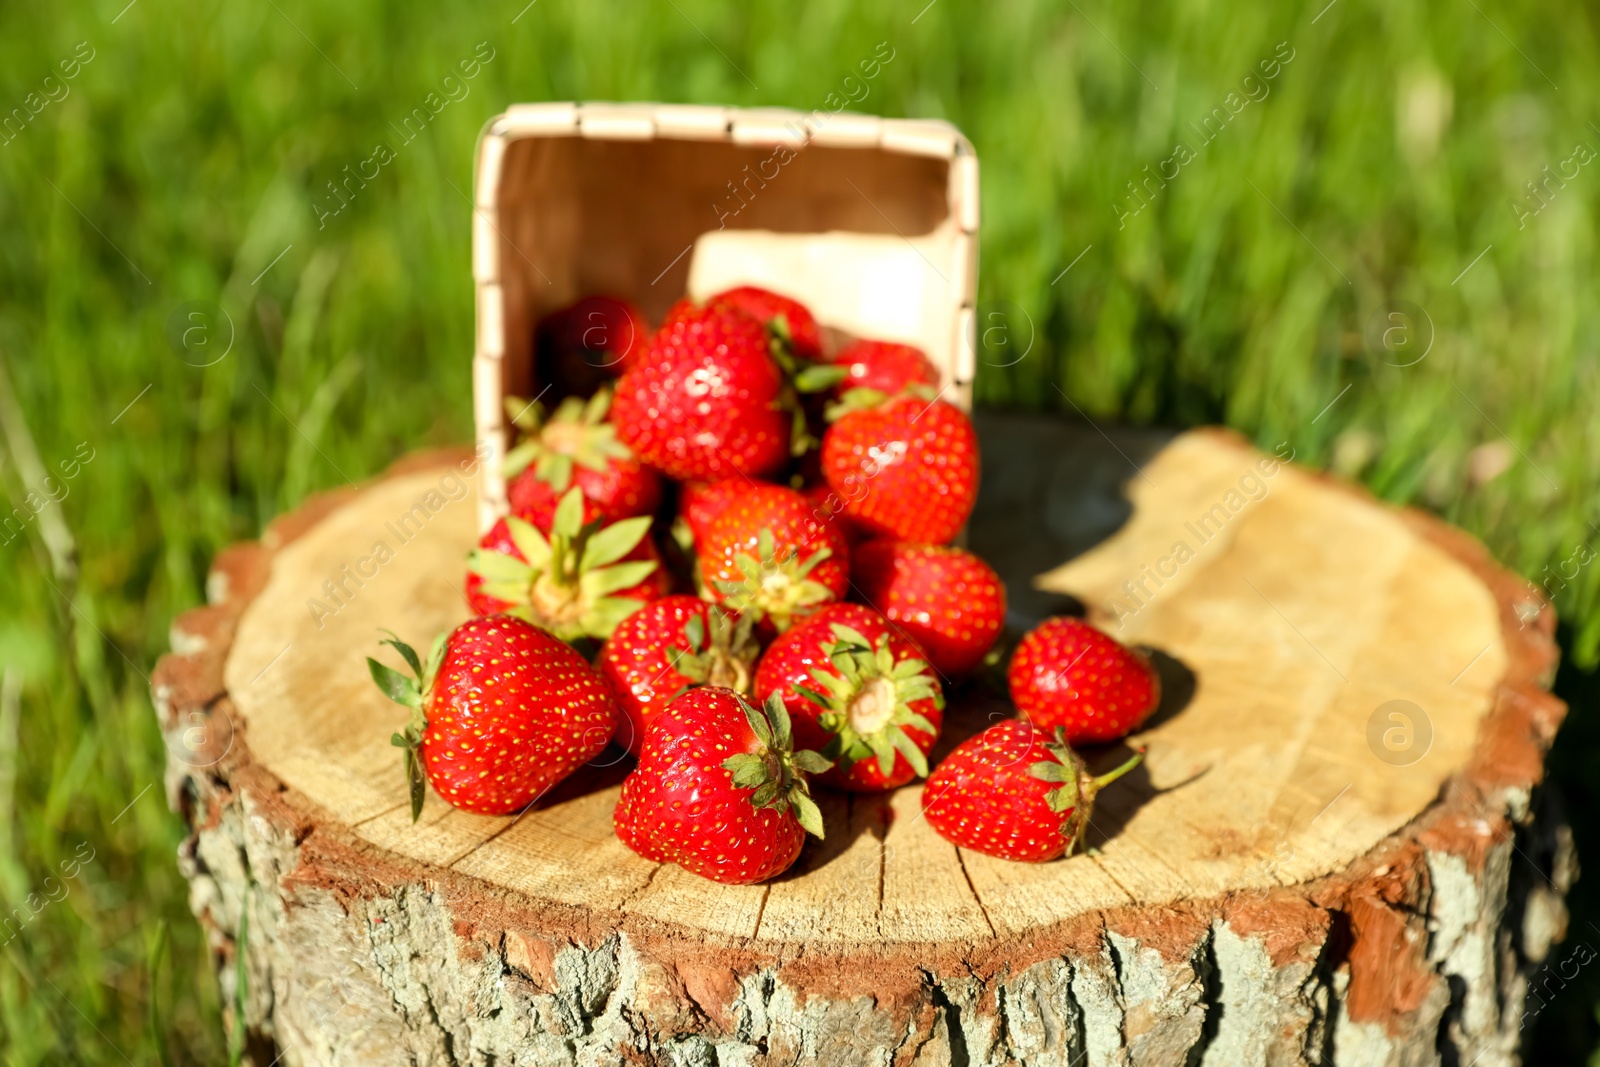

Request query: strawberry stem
[{"left": 1094, "top": 748, "right": 1145, "bottom": 789}]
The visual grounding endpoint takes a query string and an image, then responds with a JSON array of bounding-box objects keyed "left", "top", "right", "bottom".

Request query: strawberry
[
  {"left": 829, "top": 340, "right": 938, "bottom": 399},
  {"left": 679, "top": 478, "right": 749, "bottom": 542},
  {"left": 611, "top": 301, "right": 791, "bottom": 481},
  {"left": 754, "top": 604, "right": 943, "bottom": 791},
  {"left": 820, "top": 395, "right": 978, "bottom": 545},
  {"left": 706, "top": 285, "right": 823, "bottom": 363},
  {"left": 795, "top": 482, "right": 867, "bottom": 546},
  {"left": 466, "top": 488, "right": 668, "bottom": 641},
  {"left": 598, "top": 596, "right": 761, "bottom": 754},
  {"left": 614, "top": 688, "right": 830, "bottom": 884},
  {"left": 1008, "top": 617, "right": 1161, "bottom": 744},
  {"left": 504, "top": 390, "right": 662, "bottom": 531},
  {"left": 535, "top": 295, "right": 650, "bottom": 393},
  {"left": 366, "top": 617, "right": 620, "bottom": 818},
  {"left": 849, "top": 540, "right": 1006, "bottom": 678},
  {"left": 921, "top": 720, "right": 1143, "bottom": 861},
  {"left": 697, "top": 483, "right": 850, "bottom": 631}
]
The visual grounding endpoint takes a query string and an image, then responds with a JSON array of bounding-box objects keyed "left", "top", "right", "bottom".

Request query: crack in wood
[{"left": 953, "top": 848, "right": 995, "bottom": 939}]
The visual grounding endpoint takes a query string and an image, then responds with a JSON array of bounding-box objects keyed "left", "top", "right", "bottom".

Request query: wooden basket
[{"left": 470, "top": 102, "right": 980, "bottom": 532}]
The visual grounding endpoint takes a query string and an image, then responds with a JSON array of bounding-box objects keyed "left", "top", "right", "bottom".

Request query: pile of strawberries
[{"left": 368, "top": 287, "right": 1161, "bottom": 884}]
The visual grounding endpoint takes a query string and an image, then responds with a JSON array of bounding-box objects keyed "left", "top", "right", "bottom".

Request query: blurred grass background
[{"left": 0, "top": 0, "right": 1596, "bottom": 1061}]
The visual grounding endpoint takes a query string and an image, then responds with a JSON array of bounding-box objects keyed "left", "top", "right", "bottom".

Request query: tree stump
[{"left": 153, "top": 416, "right": 1570, "bottom": 1067}]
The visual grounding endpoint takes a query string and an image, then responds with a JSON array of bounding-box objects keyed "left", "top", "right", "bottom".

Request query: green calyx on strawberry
[
  {"left": 467, "top": 487, "right": 657, "bottom": 641},
  {"left": 669, "top": 607, "right": 760, "bottom": 695},
  {"left": 824, "top": 382, "right": 937, "bottom": 422},
  {"left": 720, "top": 692, "right": 832, "bottom": 838},
  {"left": 1028, "top": 729, "right": 1145, "bottom": 856},
  {"left": 761, "top": 320, "right": 845, "bottom": 459},
  {"left": 503, "top": 390, "right": 633, "bottom": 491},
  {"left": 769, "top": 319, "right": 846, "bottom": 392},
  {"left": 797, "top": 623, "right": 944, "bottom": 778},
  {"left": 710, "top": 526, "right": 836, "bottom": 627},
  {"left": 365, "top": 630, "right": 447, "bottom": 822}
]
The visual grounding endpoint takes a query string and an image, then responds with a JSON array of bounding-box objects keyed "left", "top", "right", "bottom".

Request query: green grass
[{"left": 0, "top": 0, "right": 1596, "bottom": 1061}]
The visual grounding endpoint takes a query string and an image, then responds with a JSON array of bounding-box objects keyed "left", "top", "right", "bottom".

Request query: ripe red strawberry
[
  {"left": 598, "top": 596, "right": 761, "bottom": 754},
  {"left": 795, "top": 482, "right": 867, "bottom": 546},
  {"left": 922, "top": 720, "right": 1144, "bottom": 861},
  {"left": 614, "top": 688, "right": 830, "bottom": 884},
  {"left": 697, "top": 483, "right": 850, "bottom": 630},
  {"left": 367, "top": 617, "right": 620, "bottom": 818},
  {"left": 504, "top": 390, "right": 662, "bottom": 531},
  {"left": 466, "top": 489, "right": 668, "bottom": 641},
  {"left": 706, "top": 285, "right": 823, "bottom": 363},
  {"left": 679, "top": 478, "right": 749, "bottom": 542},
  {"left": 1008, "top": 617, "right": 1161, "bottom": 744},
  {"left": 754, "top": 605, "right": 943, "bottom": 791},
  {"left": 849, "top": 540, "right": 1006, "bottom": 678},
  {"left": 821, "top": 395, "right": 978, "bottom": 545},
  {"left": 535, "top": 295, "right": 650, "bottom": 393},
  {"left": 612, "top": 302, "right": 790, "bottom": 481},
  {"left": 829, "top": 340, "right": 938, "bottom": 398}
]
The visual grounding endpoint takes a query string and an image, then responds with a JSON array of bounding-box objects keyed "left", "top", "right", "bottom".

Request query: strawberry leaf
[
  {"left": 828, "top": 624, "right": 874, "bottom": 653},
  {"left": 788, "top": 405, "right": 816, "bottom": 457},
  {"left": 551, "top": 396, "right": 586, "bottom": 424},
  {"left": 794, "top": 547, "right": 834, "bottom": 577},
  {"left": 791, "top": 749, "right": 834, "bottom": 775},
  {"left": 540, "top": 452, "right": 576, "bottom": 493},
  {"left": 503, "top": 443, "right": 538, "bottom": 481},
  {"left": 581, "top": 515, "right": 653, "bottom": 570},
  {"left": 793, "top": 683, "right": 832, "bottom": 709},
  {"left": 579, "top": 596, "right": 648, "bottom": 638},
  {"left": 581, "top": 560, "right": 659, "bottom": 597},
  {"left": 867, "top": 731, "right": 896, "bottom": 776},
  {"left": 379, "top": 631, "right": 422, "bottom": 677},
  {"left": 504, "top": 395, "right": 543, "bottom": 430},
  {"left": 823, "top": 387, "right": 889, "bottom": 422},
  {"left": 404, "top": 745, "right": 426, "bottom": 822},
  {"left": 890, "top": 727, "right": 929, "bottom": 778},
  {"left": 891, "top": 657, "right": 930, "bottom": 681},
  {"left": 552, "top": 487, "right": 586, "bottom": 540},
  {"left": 763, "top": 691, "right": 793, "bottom": 750},
  {"left": 793, "top": 363, "right": 848, "bottom": 393},
  {"left": 790, "top": 790, "right": 825, "bottom": 838},
  {"left": 750, "top": 779, "right": 781, "bottom": 808},
  {"left": 683, "top": 612, "right": 706, "bottom": 651},
  {"left": 467, "top": 548, "right": 536, "bottom": 584},
  {"left": 583, "top": 388, "right": 613, "bottom": 423},
  {"left": 368, "top": 659, "right": 421, "bottom": 708},
  {"left": 739, "top": 695, "right": 773, "bottom": 748},
  {"left": 1029, "top": 760, "right": 1071, "bottom": 784},
  {"left": 477, "top": 580, "right": 533, "bottom": 605},
  {"left": 424, "top": 634, "right": 448, "bottom": 691},
  {"left": 504, "top": 516, "right": 552, "bottom": 567},
  {"left": 723, "top": 752, "right": 770, "bottom": 789}
]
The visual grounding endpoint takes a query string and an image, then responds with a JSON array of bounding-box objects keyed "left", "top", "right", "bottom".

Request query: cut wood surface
[{"left": 155, "top": 415, "right": 1570, "bottom": 1067}]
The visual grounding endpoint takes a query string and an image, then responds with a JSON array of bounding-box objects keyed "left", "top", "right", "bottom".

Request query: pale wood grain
[{"left": 224, "top": 431, "right": 1505, "bottom": 950}]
